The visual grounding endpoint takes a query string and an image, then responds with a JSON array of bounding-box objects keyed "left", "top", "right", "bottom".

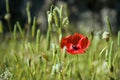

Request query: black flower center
[{"left": 72, "top": 45, "right": 79, "bottom": 50}]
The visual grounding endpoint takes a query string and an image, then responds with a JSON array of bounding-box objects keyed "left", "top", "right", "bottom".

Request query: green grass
[{"left": 0, "top": 4, "right": 120, "bottom": 80}]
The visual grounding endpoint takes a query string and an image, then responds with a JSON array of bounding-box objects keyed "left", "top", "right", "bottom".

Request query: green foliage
[{"left": 46, "top": 5, "right": 69, "bottom": 50}]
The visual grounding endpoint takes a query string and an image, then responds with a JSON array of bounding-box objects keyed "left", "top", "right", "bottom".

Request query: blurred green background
[{"left": 0, "top": 0, "right": 120, "bottom": 34}]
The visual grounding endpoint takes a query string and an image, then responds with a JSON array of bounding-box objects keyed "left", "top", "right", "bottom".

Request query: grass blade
[
  {"left": 108, "top": 41, "right": 113, "bottom": 70},
  {"left": 5, "top": 0, "right": 9, "bottom": 13},
  {"left": 0, "top": 21, "right": 3, "bottom": 33},
  {"left": 16, "top": 22, "right": 24, "bottom": 38},
  {"left": 13, "top": 24, "right": 17, "bottom": 42},
  {"left": 32, "top": 17, "right": 36, "bottom": 38},
  {"left": 36, "top": 29, "right": 40, "bottom": 52},
  {"left": 107, "top": 16, "right": 112, "bottom": 34},
  {"left": 117, "top": 31, "right": 120, "bottom": 46}
]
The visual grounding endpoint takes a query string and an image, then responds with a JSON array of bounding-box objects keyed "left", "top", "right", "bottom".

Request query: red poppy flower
[{"left": 60, "top": 33, "right": 90, "bottom": 54}]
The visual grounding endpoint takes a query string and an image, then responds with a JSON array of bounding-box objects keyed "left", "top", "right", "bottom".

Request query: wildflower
[{"left": 60, "top": 33, "right": 90, "bottom": 54}]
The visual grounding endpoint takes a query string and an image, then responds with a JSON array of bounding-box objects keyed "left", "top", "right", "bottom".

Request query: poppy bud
[
  {"left": 4, "top": 13, "right": 11, "bottom": 21},
  {"left": 102, "top": 31, "right": 110, "bottom": 42}
]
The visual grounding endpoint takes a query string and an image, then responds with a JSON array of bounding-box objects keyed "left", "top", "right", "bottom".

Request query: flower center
[{"left": 72, "top": 45, "right": 79, "bottom": 50}]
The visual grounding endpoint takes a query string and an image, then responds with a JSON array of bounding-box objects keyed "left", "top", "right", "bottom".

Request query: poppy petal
[
  {"left": 79, "top": 37, "right": 90, "bottom": 49},
  {"left": 60, "top": 35, "right": 71, "bottom": 48},
  {"left": 72, "top": 33, "right": 84, "bottom": 45}
]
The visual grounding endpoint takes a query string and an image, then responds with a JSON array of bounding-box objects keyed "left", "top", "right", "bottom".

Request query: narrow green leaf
[
  {"left": 105, "top": 49, "right": 109, "bottom": 61},
  {"left": 5, "top": 0, "right": 9, "bottom": 13},
  {"left": 108, "top": 41, "right": 113, "bottom": 69},
  {"left": 91, "top": 72, "right": 96, "bottom": 80},
  {"left": 46, "top": 28, "right": 51, "bottom": 50},
  {"left": 26, "top": 2, "right": 31, "bottom": 24},
  {"left": 36, "top": 29, "right": 40, "bottom": 52},
  {"left": 16, "top": 22, "right": 24, "bottom": 38},
  {"left": 28, "top": 42, "right": 34, "bottom": 54},
  {"left": 99, "top": 47, "right": 107, "bottom": 57},
  {"left": 32, "top": 17, "right": 36, "bottom": 37},
  {"left": 46, "top": 11, "right": 52, "bottom": 50},
  {"left": 113, "top": 52, "right": 118, "bottom": 65},
  {"left": 59, "top": 5, "right": 63, "bottom": 28},
  {"left": 13, "top": 24, "right": 17, "bottom": 41},
  {"left": 60, "top": 5, "right": 63, "bottom": 20},
  {"left": 54, "top": 7, "right": 60, "bottom": 13},
  {"left": 107, "top": 17, "right": 112, "bottom": 34},
  {"left": 0, "top": 21, "right": 3, "bottom": 33},
  {"left": 117, "top": 31, "right": 120, "bottom": 46},
  {"left": 53, "top": 9, "right": 59, "bottom": 28},
  {"left": 62, "top": 17, "right": 69, "bottom": 26}
]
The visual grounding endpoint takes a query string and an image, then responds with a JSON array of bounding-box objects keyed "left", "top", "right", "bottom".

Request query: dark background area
[{"left": 0, "top": 0, "right": 120, "bottom": 34}]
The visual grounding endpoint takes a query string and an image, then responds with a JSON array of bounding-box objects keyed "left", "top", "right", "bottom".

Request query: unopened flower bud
[
  {"left": 4, "top": 13, "right": 11, "bottom": 21},
  {"left": 102, "top": 31, "right": 110, "bottom": 42}
]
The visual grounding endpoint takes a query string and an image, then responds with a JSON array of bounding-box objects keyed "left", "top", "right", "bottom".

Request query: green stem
[
  {"left": 107, "top": 17, "right": 112, "bottom": 34},
  {"left": 46, "top": 22, "right": 52, "bottom": 50},
  {"left": 118, "top": 31, "right": 120, "bottom": 46}
]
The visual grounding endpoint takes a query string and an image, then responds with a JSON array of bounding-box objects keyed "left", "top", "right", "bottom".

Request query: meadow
[{"left": 0, "top": 4, "right": 120, "bottom": 80}]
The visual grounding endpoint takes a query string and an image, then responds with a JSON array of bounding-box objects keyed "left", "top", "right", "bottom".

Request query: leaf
[
  {"left": 62, "top": 17, "right": 69, "bottom": 26},
  {"left": 0, "top": 21, "right": 3, "bottom": 33}
]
